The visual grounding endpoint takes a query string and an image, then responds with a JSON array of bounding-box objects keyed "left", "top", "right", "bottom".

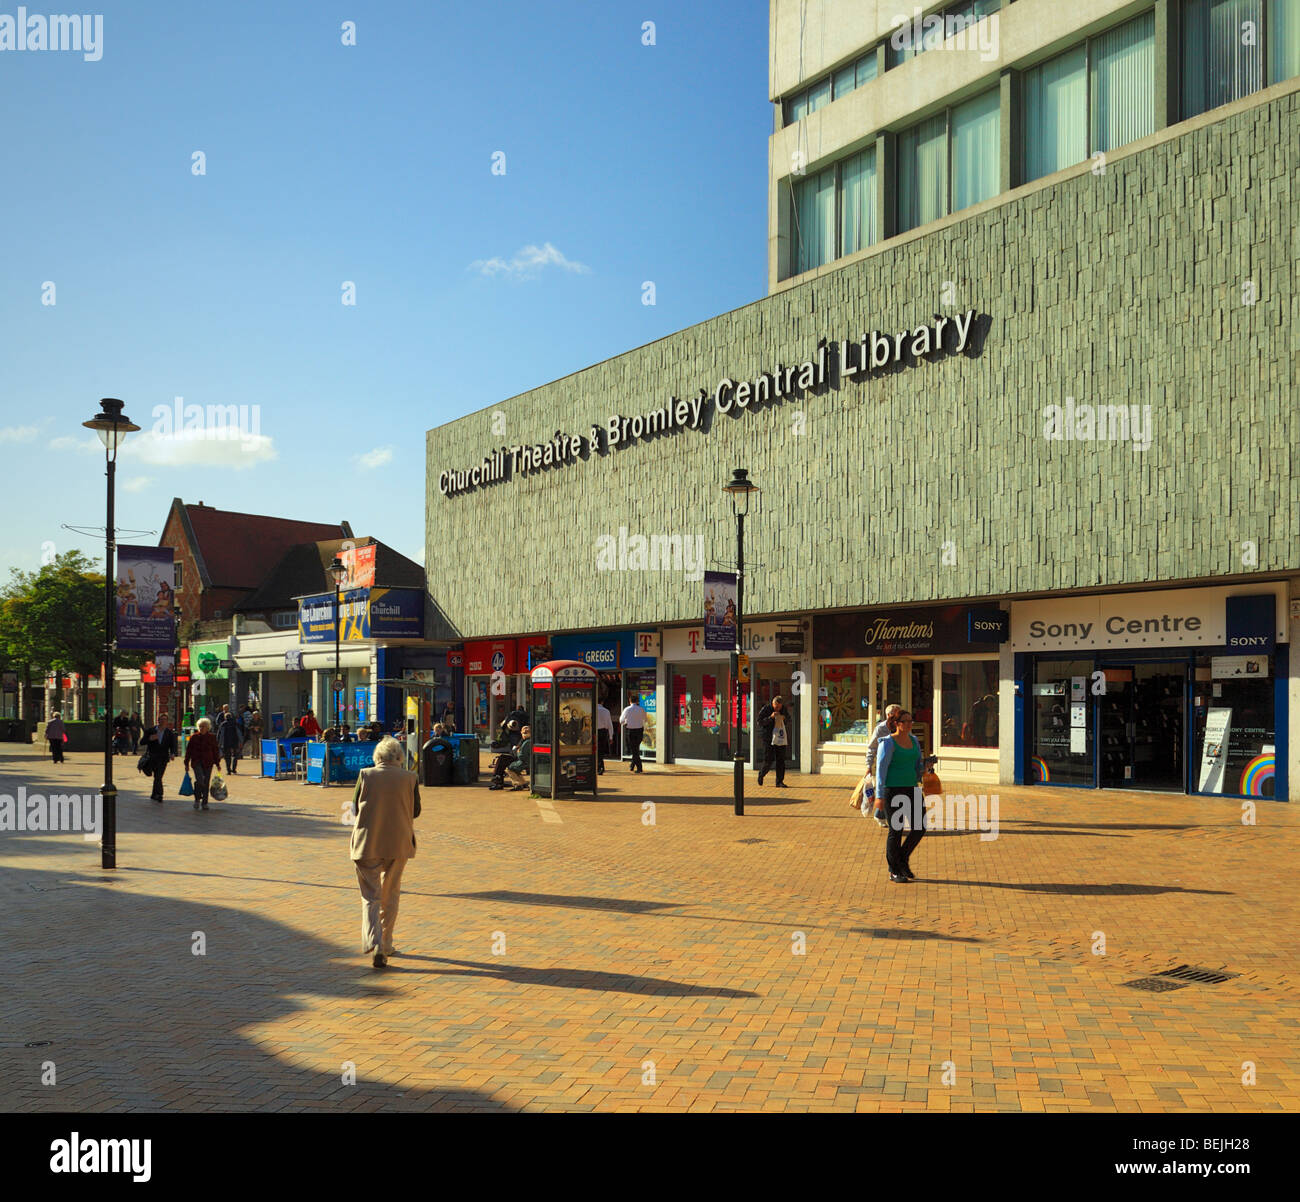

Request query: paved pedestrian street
[{"left": 2, "top": 745, "right": 1297, "bottom": 1114}]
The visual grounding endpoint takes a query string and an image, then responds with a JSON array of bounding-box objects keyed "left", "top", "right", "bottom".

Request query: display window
[
  {"left": 670, "top": 662, "right": 748, "bottom": 763},
  {"left": 939, "top": 660, "right": 999, "bottom": 747},
  {"left": 1192, "top": 655, "right": 1276, "bottom": 798}
]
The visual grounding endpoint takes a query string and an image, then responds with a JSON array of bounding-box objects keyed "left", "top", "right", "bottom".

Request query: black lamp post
[
  {"left": 328, "top": 555, "right": 347, "bottom": 731},
  {"left": 723, "top": 468, "right": 759, "bottom": 817},
  {"left": 82, "top": 398, "right": 139, "bottom": 870},
  {"left": 173, "top": 604, "right": 183, "bottom": 730}
]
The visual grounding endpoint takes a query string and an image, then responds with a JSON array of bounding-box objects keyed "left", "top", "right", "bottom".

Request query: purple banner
[
  {"left": 116, "top": 545, "right": 177, "bottom": 650},
  {"left": 703, "top": 571, "right": 737, "bottom": 652}
]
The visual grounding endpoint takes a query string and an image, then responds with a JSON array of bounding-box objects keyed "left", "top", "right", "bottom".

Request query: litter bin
[
  {"left": 421, "top": 738, "right": 454, "bottom": 787},
  {"left": 452, "top": 733, "right": 480, "bottom": 785}
]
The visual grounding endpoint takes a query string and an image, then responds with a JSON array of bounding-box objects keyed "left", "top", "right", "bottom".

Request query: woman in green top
[{"left": 873, "top": 710, "right": 927, "bottom": 883}]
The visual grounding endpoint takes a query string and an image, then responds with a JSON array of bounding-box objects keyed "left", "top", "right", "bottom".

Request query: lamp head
[
  {"left": 328, "top": 556, "right": 347, "bottom": 587},
  {"left": 722, "top": 467, "right": 758, "bottom": 515},
  {"left": 82, "top": 398, "right": 140, "bottom": 458}
]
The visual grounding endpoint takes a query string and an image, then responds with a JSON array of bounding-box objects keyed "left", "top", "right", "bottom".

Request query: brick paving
[{"left": 1, "top": 743, "right": 1297, "bottom": 1113}]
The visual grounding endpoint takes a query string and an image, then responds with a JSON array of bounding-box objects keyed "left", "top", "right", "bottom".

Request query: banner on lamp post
[
  {"left": 115, "top": 546, "right": 177, "bottom": 650},
  {"left": 703, "top": 571, "right": 738, "bottom": 652}
]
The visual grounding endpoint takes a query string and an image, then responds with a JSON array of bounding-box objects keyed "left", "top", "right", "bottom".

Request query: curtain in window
[
  {"left": 793, "top": 167, "right": 836, "bottom": 274},
  {"left": 1270, "top": 0, "right": 1300, "bottom": 82},
  {"left": 951, "top": 88, "right": 1001, "bottom": 211},
  {"left": 839, "top": 146, "right": 878, "bottom": 255},
  {"left": 807, "top": 79, "right": 831, "bottom": 114},
  {"left": 1183, "top": 0, "right": 1263, "bottom": 118},
  {"left": 1023, "top": 43, "right": 1087, "bottom": 180},
  {"left": 856, "top": 52, "right": 878, "bottom": 87},
  {"left": 1091, "top": 12, "right": 1155, "bottom": 153},
  {"left": 833, "top": 65, "right": 856, "bottom": 99},
  {"left": 897, "top": 114, "right": 949, "bottom": 232}
]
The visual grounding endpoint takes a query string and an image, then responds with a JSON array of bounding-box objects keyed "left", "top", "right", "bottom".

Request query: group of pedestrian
[{"left": 111, "top": 711, "right": 143, "bottom": 756}]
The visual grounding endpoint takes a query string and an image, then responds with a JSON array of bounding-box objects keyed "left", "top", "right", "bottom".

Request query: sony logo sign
[{"left": 1228, "top": 636, "right": 1269, "bottom": 647}]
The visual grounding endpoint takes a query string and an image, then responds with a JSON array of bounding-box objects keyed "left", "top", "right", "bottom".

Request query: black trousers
[
  {"left": 150, "top": 762, "right": 168, "bottom": 801},
  {"left": 626, "top": 729, "right": 644, "bottom": 771},
  {"left": 758, "top": 742, "right": 786, "bottom": 784},
  {"left": 49, "top": 738, "right": 64, "bottom": 763},
  {"left": 191, "top": 762, "right": 212, "bottom": 805},
  {"left": 597, "top": 730, "right": 609, "bottom": 772},
  {"left": 222, "top": 749, "right": 237, "bottom": 773},
  {"left": 884, "top": 786, "right": 926, "bottom": 874}
]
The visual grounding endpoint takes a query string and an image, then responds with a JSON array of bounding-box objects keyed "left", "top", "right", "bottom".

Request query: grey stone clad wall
[{"left": 427, "top": 91, "right": 1298, "bottom": 641}]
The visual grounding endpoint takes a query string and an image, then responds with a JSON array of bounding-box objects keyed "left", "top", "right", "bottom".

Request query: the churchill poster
[{"left": 115, "top": 546, "right": 177, "bottom": 650}]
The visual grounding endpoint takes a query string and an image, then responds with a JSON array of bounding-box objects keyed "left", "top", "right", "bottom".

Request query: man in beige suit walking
[{"left": 349, "top": 736, "right": 421, "bottom": 969}]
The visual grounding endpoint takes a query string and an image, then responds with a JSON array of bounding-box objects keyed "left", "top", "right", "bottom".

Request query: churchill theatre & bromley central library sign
[{"left": 438, "top": 307, "right": 984, "bottom": 498}]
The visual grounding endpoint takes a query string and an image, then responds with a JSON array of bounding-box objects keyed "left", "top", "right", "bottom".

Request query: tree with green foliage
[{"left": 0, "top": 550, "right": 147, "bottom": 717}]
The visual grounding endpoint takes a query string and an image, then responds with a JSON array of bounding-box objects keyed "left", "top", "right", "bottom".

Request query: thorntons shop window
[{"left": 939, "top": 660, "right": 999, "bottom": 747}]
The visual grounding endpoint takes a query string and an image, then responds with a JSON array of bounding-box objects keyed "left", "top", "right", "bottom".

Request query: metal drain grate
[
  {"left": 1122, "top": 977, "right": 1189, "bottom": 992},
  {"left": 1156, "top": 964, "right": 1239, "bottom": 984}
]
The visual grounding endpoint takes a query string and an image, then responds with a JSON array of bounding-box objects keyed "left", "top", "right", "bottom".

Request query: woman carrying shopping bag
[
  {"left": 874, "top": 710, "right": 927, "bottom": 883},
  {"left": 184, "top": 717, "right": 221, "bottom": 811}
]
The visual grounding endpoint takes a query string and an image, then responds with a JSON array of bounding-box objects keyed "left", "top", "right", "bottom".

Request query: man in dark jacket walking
[
  {"left": 141, "top": 720, "right": 178, "bottom": 802},
  {"left": 755, "top": 695, "right": 791, "bottom": 787},
  {"left": 216, "top": 709, "right": 242, "bottom": 774}
]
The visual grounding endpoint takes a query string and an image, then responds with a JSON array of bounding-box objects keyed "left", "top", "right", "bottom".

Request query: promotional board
[{"left": 115, "top": 546, "right": 176, "bottom": 650}]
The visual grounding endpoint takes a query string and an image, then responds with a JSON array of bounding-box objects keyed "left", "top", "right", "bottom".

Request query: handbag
[
  {"left": 209, "top": 773, "right": 227, "bottom": 801},
  {"left": 178, "top": 771, "right": 194, "bottom": 797},
  {"left": 921, "top": 770, "right": 943, "bottom": 797}
]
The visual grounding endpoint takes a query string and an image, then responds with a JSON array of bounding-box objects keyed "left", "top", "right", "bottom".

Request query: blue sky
[{"left": 0, "top": 0, "right": 769, "bottom": 578}]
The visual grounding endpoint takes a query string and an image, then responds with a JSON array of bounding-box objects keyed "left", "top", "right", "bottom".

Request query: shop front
[
  {"left": 550, "top": 629, "right": 658, "bottom": 762},
  {"left": 189, "top": 640, "right": 231, "bottom": 717},
  {"left": 813, "top": 604, "right": 1003, "bottom": 779},
  {"left": 1012, "top": 585, "right": 1288, "bottom": 799},
  {"left": 663, "top": 621, "right": 807, "bottom": 768},
  {"left": 463, "top": 636, "right": 552, "bottom": 745}
]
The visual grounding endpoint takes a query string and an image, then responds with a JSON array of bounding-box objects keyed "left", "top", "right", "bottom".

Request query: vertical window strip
[
  {"left": 1269, "top": 0, "right": 1300, "bottom": 81},
  {"left": 898, "top": 112, "right": 950, "bottom": 232},
  {"left": 839, "top": 145, "right": 879, "bottom": 255},
  {"left": 1091, "top": 11, "right": 1156, "bottom": 153},
  {"left": 1023, "top": 43, "right": 1088, "bottom": 180},
  {"left": 793, "top": 167, "right": 836, "bottom": 274},
  {"left": 951, "top": 88, "right": 1002, "bottom": 211}
]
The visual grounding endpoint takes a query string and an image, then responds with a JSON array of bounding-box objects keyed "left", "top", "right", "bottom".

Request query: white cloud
[
  {"left": 125, "top": 429, "right": 278, "bottom": 470},
  {"left": 50, "top": 424, "right": 276, "bottom": 470},
  {"left": 122, "top": 476, "right": 154, "bottom": 493},
  {"left": 0, "top": 424, "right": 40, "bottom": 443},
  {"left": 469, "top": 241, "right": 591, "bottom": 279},
  {"left": 357, "top": 446, "right": 393, "bottom": 470}
]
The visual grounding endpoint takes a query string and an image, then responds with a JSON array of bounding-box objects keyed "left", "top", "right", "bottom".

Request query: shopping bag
[
  {"left": 178, "top": 771, "right": 194, "bottom": 797},
  {"left": 209, "top": 773, "right": 227, "bottom": 802},
  {"left": 921, "top": 770, "right": 943, "bottom": 797}
]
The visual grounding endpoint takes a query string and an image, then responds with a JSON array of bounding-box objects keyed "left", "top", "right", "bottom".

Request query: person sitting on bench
[
  {"left": 487, "top": 719, "right": 522, "bottom": 791},
  {"left": 505, "top": 726, "right": 532, "bottom": 791}
]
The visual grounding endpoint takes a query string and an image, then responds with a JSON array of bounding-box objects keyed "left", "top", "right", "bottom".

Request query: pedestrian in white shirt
[
  {"left": 619, "top": 695, "right": 648, "bottom": 773},
  {"left": 596, "top": 701, "right": 614, "bottom": 775}
]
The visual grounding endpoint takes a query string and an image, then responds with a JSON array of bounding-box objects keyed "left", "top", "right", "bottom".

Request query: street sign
[
  {"left": 333, "top": 676, "right": 346, "bottom": 692},
  {"left": 219, "top": 659, "right": 235, "bottom": 668},
  {"left": 449, "top": 653, "right": 464, "bottom": 667}
]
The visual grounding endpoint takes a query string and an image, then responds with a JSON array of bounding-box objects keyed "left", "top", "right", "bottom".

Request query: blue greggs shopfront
[
  {"left": 550, "top": 629, "right": 658, "bottom": 763},
  {"left": 1011, "top": 584, "right": 1288, "bottom": 800}
]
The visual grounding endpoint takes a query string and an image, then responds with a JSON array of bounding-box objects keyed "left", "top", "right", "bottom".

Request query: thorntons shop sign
[{"left": 439, "top": 309, "right": 981, "bottom": 498}]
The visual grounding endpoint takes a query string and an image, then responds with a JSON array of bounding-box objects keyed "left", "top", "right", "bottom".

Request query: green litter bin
[{"left": 452, "top": 733, "right": 480, "bottom": 785}]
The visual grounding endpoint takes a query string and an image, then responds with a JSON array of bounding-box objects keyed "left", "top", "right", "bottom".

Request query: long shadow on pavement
[
  {"left": 392, "top": 955, "right": 759, "bottom": 998},
  {"left": 1, "top": 861, "right": 513, "bottom": 1112}
]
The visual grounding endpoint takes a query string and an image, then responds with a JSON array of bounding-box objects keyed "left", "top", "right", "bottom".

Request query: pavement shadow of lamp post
[
  {"left": 82, "top": 397, "right": 139, "bottom": 870},
  {"left": 723, "top": 467, "right": 758, "bottom": 817},
  {"left": 328, "top": 555, "right": 347, "bottom": 733}
]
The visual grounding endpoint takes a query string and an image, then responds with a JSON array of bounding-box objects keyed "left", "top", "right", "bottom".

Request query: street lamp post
[
  {"left": 723, "top": 468, "right": 759, "bottom": 817},
  {"left": 173, "top": 605, "right": 183, "bottom": 731},
  {"left": 82, "top": 398, "right": 139, "bottom": 870},
  {"left": 328, "top": 556, "right": 347, "bottom": 732}
]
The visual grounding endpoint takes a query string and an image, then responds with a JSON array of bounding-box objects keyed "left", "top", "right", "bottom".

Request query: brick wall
[{"left": 426, "top": 89, "right": 1299, "bottom": 640}]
